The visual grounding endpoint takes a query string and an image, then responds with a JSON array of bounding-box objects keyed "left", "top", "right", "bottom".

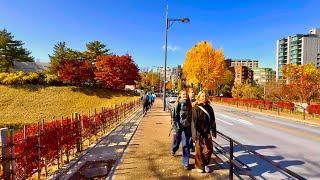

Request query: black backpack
[{"left": 178, "top": 102, "right": 191, "bottom": 127}]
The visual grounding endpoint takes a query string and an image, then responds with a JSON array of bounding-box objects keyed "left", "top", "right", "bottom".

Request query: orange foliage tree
[
  {"left": 95, "top": 55, "right": 140, "bottom": 89},
  {"left": 183, "top": 41, "right": 226, "bottom": 90},
  {"left": 57, "top": 59, "right": 95, "bottom": 85},
  {"left": 166, "top": 80, "right": 173, "bottom": 90},
  {"left": 282, "top": 64, "right": 320, "bottom": 103}
]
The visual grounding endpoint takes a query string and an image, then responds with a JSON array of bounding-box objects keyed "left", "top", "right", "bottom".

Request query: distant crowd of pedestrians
[{"left": 141, "top": 91, "right": 156, "bottom": 116}]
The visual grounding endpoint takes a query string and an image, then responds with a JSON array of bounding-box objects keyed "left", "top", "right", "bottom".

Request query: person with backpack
[
  {"left": 171, "top": 89, "right": 192, "bottom": 170},
  {"left": 191, "top": 90, "right": 216, "bottom": 173},
  {"left": 141, "top": 92, "right": 149, "bottom": 115}
]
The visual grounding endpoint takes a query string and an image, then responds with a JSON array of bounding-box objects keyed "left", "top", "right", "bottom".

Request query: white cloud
[{"left": 162, "top": 44, "right": 181, "bottom": 52}]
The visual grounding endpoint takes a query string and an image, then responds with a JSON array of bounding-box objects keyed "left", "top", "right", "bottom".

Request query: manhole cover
[{"left": 72, "top": 159, "right": 116, "bottom": 179}]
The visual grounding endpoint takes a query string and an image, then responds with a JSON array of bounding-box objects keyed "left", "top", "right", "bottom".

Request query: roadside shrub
[
  {"left": 0, "top": 71, "right": 42, "bottom": 85},
  {"left": 44, "top": 73, "right": 60, "bottom": 85}
]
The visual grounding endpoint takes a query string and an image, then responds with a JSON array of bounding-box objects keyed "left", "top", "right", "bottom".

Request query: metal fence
[
  {"left": 213, "top": 130, "right": 306, "bottom": 180},
  {"left": 0, "top": 99, "right": 141, "bottom": 180}
]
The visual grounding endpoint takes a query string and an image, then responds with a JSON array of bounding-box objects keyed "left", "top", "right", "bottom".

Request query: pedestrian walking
[
  {"left": 188, "top": 87, "right": 196, "bottom": 107},
  {"left": 191, "top": 90, "right": 216, "bottom": 173},
  {"left": 141, "top": 92, "right": 149, "bottom": 115},
  {"left": 171, "top": 89, "right": 192, "bottom": 170},
  {"left": 188, "top": 87, "right": 196, "bottom": 152}
]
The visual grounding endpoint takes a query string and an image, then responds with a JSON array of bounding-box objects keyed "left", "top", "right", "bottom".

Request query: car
[{"left": 167, "top": 94, "right": 178, "bottom": 103}]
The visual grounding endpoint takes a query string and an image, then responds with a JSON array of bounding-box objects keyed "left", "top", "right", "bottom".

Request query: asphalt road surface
[{"left": 212, "top": 104, "right": 320, "bottom": 180}]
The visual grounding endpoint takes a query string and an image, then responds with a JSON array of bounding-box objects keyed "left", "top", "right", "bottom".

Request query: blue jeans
[{"left": 172, "top": 129, "right": 190, "bottom": 167}]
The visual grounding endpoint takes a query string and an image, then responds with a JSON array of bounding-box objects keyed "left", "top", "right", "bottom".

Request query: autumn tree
[
  {"left": 49, "top": 41, "right": 110, "bottom": 74},
  {"left": 95, "top": 55, "right": 140, "bottom": 89},
  {"left": 282, "top": 64, "right": 320, "bottom": 103},
  {"left": 48, "top": 42, "right": 85, "bottom": 74},
  {"left": 166, "top": 80, "right": 173, "bottom": 90},
  {"left": 183, "top": 41, "right": 226, "bottom": 91},
  {"left": 264, "top": 82, "right": 296, "bottom": 102},
  {"left": 232, "top": 83, "right": 264, "bottom": 99},
  {"left": 218, "top": 69, "right": 234, "bottom": 96},
  {"left": 137, "top": 71, "right": 160, "bottom": 91},
  {"left": 57, "top": 59, "right": 95, "bottom": 85},
  {"left": 0, "top": 29, "right": 34, "bottom": 72}
]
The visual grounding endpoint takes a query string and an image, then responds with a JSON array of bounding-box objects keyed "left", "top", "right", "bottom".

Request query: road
[{"left": 212, "top": 104, "right": 320, "bottom": 180}]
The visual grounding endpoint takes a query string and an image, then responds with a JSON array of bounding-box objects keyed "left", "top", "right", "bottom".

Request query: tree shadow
[
  {"left": 70, "top": 86, "right": 135, "bottom": 98},
  {"left": 9, "top": 84, "right": 51, "bottom": 91},
  {"left": 219, "top": 144, "right": 305, "bottom": 179}
]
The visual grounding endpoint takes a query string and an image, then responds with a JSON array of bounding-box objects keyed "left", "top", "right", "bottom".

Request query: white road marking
[
  {"left": 238, "top": 118, "right": 254, "bottom": 126},
  {"left": 216, "top": 113, "right": 254, "bottom": 126},
  {"left": 216, "top": 117, "right": 233, "bottom": 126}
]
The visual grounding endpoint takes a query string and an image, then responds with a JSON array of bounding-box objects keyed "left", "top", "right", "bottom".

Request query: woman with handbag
[{"left": 191, "top": 90, "right": 217, "bottom": 173}]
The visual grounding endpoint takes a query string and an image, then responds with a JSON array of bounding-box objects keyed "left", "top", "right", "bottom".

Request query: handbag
[{"left": 198, "top": 105, "right": 214, "bottom": 138}]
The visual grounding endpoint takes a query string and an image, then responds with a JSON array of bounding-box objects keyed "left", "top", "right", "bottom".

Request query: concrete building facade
[
  {"left": 234, "top": 66, "right": 253, "bottom": 84},
  {"left": 252, "top": 68, "right": 276, "bottom": 85},
  {"left": 276, "top": 28, "right": 320, "bottom": 80},
  {"left": 230, "top": 59, "right": 259, "bottom": 68}
]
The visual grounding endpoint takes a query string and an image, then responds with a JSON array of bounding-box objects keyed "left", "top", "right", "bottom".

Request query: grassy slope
[{"left": 0, "top": 85, "right": 138, "bottom": 128}]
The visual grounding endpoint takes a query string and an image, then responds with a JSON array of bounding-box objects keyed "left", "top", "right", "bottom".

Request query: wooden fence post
[
  {"left": 74, "top": 113, "right": 81, "bottom": 153},
  {"left": 1, "top": 128, "right": 10, "bottom": 180},
  {"left": 37, "top": 122, "right": 41, "bottom": 180},
  {"left": 94, "top": 109, "right": 97, "bottom": 132},
  {"left": 10, "top": 129, "right": 16, "bottom": 180},
  {"left": 42, "top": 119, "right": 48, "bottom": 178},
  {"left": 23, "top": 125, "right": 27, "bottom": 178},
  {"left": 88, "top": 110, "right": 91, "bottom": 144},
  {"left": 123, "top": 104, "right": 126, "bottom": 118},
  {"left": 80, "top": 113, "right": 83, "bottom": 151}
]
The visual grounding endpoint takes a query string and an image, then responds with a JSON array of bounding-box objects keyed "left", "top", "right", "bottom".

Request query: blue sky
[{"left": 1, "top": 0, "right": 320, "bottom": 69}]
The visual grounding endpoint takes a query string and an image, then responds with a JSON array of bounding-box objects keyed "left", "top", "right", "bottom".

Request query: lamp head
[{"left": 181, "top": 18, "right": 190, "bottom": 23}]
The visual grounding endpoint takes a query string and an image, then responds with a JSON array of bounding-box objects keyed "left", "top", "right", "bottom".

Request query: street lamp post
[{"left": 163, "top": 6, "right": 189, "bottom": 111}]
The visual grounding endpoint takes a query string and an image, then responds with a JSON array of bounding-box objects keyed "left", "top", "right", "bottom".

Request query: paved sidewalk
[
  {"left": 51, "top": 109, "right": 143, "bottom": 179},
  {"left": 111, "top": 99, "right": 228, "bottom": 179}
]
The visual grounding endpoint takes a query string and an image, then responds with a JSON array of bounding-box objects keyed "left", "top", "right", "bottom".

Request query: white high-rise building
[{"left": 276, "top": 28, "right": 320, "bottom": 81}]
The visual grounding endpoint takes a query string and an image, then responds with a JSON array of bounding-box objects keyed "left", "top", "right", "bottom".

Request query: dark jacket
[
  {"left": 171, "top": 100, "right": 192, "bottom": 132},
  {"left": 191, "top": 103, "right": 217, "bottom": 141}
]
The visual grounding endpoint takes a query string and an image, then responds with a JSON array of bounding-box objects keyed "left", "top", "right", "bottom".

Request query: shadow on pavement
[{"left": 219, "top": 144, "right": 305, "bottom": 179}]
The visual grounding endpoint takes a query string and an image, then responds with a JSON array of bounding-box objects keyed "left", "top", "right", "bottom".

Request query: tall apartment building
[
  {"left": 234, "top": 66, "right": 253, "bottom": 84},
  {"left": 252, "top": 68, "right": 276, "bottom": 85},
  {"left": 230, "top": 59, "right": 259, "bottom": 68},
  {"left": 276, "top": 28, "right": 320, "bottom": 80},
  {"left": 171, "top": 65, "right": 182, "bottom": 85},
  {"left": 157, "top": 66, "right": 172, "bottom": 82}
]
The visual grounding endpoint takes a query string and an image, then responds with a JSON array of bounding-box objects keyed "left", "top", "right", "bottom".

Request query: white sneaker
[
  {"left": 205, "top": 166, "right": 210, "bottom": 173},
  {"left": 196, "top": 168, "right": 204, "bottom": 173}
]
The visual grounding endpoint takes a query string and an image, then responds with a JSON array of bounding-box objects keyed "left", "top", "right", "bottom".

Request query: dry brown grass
[{"left": 0, "top": 85, "right": 138, "bottom": 128}]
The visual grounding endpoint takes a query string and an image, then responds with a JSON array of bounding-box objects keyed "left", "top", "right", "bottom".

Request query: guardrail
[{"left": 213, "top": 131, "right": 306, "bottom": 180}]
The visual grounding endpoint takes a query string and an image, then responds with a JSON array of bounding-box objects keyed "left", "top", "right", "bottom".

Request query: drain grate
[{"left": 71, "top": 159, "right": 116, "bottom": 180}]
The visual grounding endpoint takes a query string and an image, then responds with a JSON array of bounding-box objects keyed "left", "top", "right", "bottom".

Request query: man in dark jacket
[{"left": 171, "top": 90, "right": 192, "bottom": 170}]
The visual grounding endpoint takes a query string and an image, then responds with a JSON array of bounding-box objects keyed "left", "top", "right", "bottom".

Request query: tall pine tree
[
  {"left": 85, "top": 41, "right": 110, "bottom": 62},
  {"left": 48, "top": 42, "right": 84, "bottom": 73},
  {"left": 0, "top": 29, "right": 34, "bottom": 72}
]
